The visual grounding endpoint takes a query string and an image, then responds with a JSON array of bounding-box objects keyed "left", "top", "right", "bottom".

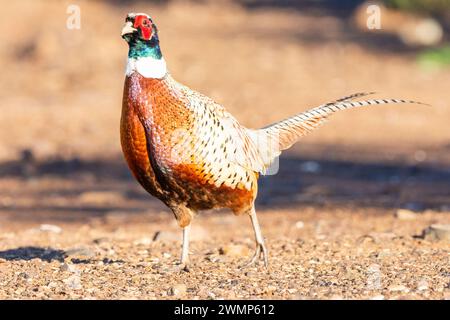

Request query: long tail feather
[
  {"left": 260, "top": 96, "right": 428, "bottom": 152},
  {"left": 325, "top": 91, "right": 377, "bottom": 104}
]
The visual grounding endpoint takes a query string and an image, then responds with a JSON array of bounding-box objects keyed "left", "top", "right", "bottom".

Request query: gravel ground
[
  {"left": 0, "top": 1, "right": 449, "bottom": 300},
  {"left": 0, "top": 161, "right": 449, "bottom": 300},
  {"left": 0, "top": 208, "right": 449, "bottom": 300}
]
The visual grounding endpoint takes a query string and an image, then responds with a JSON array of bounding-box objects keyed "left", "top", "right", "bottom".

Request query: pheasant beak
[{"left": 121, "top": 21, "right": 137, "bottom": 37}]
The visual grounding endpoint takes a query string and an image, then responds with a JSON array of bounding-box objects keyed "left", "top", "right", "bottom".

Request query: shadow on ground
[
  {"left": 258, "top": 153, "right": 450, "bottom": 210},
  {"left": 1, "top": 146, "right": 449, "bottom": 222},
  {"left": 0, "top": 246, "right": 67, "bottom": 262},
  {"left": 0, "top": 246, "right": 126, "bottom": 264}
]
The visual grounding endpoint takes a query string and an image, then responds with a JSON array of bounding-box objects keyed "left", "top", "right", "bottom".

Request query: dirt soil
[{"left": 0, "top": 1, "right": 449, "bottom": 299}]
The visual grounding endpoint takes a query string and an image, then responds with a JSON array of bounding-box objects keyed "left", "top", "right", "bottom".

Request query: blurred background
[
  {"left": 0, "top": 0, "right": 449, "bottom": 300},
  {"left": 0, "top": 0, "right": 448, "bottom": 216}
]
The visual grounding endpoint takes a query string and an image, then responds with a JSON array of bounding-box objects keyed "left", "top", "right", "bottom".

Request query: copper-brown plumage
[
  {"left": 121, "top": 73, "right": 257, "bottom": 228},
  {"left": 120, "top": 13, "right": 425, "bottom": 269}
]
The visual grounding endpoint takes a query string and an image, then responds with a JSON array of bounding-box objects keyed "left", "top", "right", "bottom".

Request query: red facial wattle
[{"left": 134, "top": 15, "right": 152, "bottom": 40}]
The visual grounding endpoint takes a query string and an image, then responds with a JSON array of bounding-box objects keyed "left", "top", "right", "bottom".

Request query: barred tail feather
[
  {"left": 325, "top": 91, "right": 377, "bottom": 104},
  {"left": 260, "top": 96, "right": 427, "bottom": 153}
]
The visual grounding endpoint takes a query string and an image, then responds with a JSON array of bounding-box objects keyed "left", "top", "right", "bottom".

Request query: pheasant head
[{"left": 121, "top": 13, "right": 166, "bottom": 78}]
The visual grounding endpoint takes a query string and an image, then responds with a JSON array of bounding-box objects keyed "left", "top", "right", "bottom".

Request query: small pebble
[
  {"left": 422, "top": 224, "right": 450, "bottom": 242},
  {"left": 287, "top": 288, "right": 297, "bottom": 294},
  {"left": 219, "top": 244, "right": 249, "bottom": 257},
  {"left": 395, "top": 209, "right": 418, "bottom": 220},
  {"left": 64, "top": 275, "right": 82, "bottom": 290},
  {"left": 417, "top": 280, "right": 428, "bottom": 291},
  {"left": 295, "top": 221, "right": 305, "bottom": 229},
  {"left": 168, "top": 283, "right": 187, "bottom": 297},
  {"left": 388, "top": 284, "right": 409, "bottom": 293},
  {"left": 60, "top": 263, "right": 79, "bottom": 274},
  {"left": 66, "top": 247, "right": 95, "bottom": 258},
  {"left": 39, "top": 224, "right": 62, "bottom": 234},
  {"left": 133, "top": 238, "right": 153, "bottom": 246}
]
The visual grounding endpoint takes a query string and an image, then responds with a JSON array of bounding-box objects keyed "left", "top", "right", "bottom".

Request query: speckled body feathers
[
  {"left": 121, "top": 72, "right": 423, "bottom": 227},
  {"left": 121, "top": 73, "right": 259, "bottom": 225}
]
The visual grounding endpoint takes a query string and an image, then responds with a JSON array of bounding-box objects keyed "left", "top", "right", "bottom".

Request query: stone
[
  {"left": 395, "top": 209, "right": 418, "bottom": 220},
  {"left": 60, "top": 263, "right": 80, "bottom": 274},
  {"left": 66, "top": 247, "right": 95, "bottom": 258},
  {"left": 369, "top": 232, "right": 398, "bottom": 242},
  {"left": 287, "top": 288, "right": 297, "bottom": 294},
  {"left": 378, "top": 249, "right": 392, "bottom": 258},
  {"left": 39, "top": 224, "right": 62, "bottom": 234},
  {"left": 422, "top": 224, "right": 450, "bottom": 242},
  {"left": 263, "top": 285, "right": 277, "bottom": 295},
  {"left": 219, "top": 244, "right": 249, "bottom": 257},
  {"left": 244, "top": 270, "right": 258, "bottom": 277},
  {"left": 388, "top": 284, "right": 409, "bottom": 293},
  {"left": 64, "top": 275, "right": 82, "bottom": 290},
  {"left": 168, "top": 283, "right": 187, "bottom": 297},
  {"left": 295, "top": 221, "right": 305, "bottom": 229},
  {"left": 417, "top": 280, "right": 428, "bottom": 291},
  {"left": 133, "top": 237, "right": 153, "bottom": 246}
]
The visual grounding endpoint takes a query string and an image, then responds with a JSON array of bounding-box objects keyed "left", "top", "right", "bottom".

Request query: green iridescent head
[{"left": 121, "top": 13, "right": 162, "bottom": 59}]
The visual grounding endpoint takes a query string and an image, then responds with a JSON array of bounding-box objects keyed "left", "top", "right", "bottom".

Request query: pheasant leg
[
  {"left": 242, "top": 207, "right": 268, "bottom": 268},
  {"left": 179, "top": 224, "right": 191, "bottom": 270}
]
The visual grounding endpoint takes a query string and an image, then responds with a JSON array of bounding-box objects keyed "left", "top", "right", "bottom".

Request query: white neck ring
[{"left": 126, "top": 56, "right": 167, "bottom": 79}]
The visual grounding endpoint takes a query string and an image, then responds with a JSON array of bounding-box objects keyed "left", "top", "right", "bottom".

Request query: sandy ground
[{"left": 0, "top": 1, "right": 449, "bottom": 299}]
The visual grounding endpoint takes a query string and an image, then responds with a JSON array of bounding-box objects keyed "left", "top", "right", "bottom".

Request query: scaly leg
[
  {"left": 180, "top": 224, "right": 191, "bottom": 269},
  {"left": 242, "top": 206, "right": 268, "bottom": 268},
  {"left": 170, "top": 205, "right": 194, "bottom": 272}
]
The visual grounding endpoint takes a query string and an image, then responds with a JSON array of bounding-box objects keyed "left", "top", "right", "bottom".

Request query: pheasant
[{"left": 120, "top": 13, "right": 424, "bottom": 269}]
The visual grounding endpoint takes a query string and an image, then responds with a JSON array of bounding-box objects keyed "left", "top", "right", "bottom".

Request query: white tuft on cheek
[{"left": 126, "top": 56, "right": 167, "bottom": 79}]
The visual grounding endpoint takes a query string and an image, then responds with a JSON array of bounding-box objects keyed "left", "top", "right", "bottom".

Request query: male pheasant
[{"left": 120, "top": 13, "right": 423, "bottom": 269}]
